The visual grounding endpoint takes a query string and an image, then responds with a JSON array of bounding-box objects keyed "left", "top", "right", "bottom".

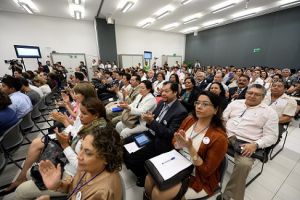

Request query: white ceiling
[{"left": 0, "top": 0, "right": 299, "bottom": 34}]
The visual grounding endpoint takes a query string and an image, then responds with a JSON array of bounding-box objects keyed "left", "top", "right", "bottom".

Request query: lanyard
[
  {"left": 189, "top": 123, "right": 209, "bottom": 140},
  {"left": 67, "top": 169, "right": 105, "bottom": 200}
]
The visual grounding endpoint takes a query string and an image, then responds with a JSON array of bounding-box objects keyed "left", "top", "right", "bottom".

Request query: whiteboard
[
  {"left": 166, "top": 56, "right": 182, "bottom": 67},
  {"left": 51, "top": 53, "right": 88, "bottom": 79},
  {"left": 119, "top": 54, "right": 143, "bottom": 68}
]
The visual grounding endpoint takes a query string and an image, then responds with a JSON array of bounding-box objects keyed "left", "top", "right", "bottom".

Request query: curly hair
[{"left": 89, "top": 125, "right": 123, "bottom": 172}]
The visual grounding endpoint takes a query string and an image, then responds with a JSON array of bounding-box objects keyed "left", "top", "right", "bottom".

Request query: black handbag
[{"left": 30, "top": 135, "right": 67, "bottom": 190}]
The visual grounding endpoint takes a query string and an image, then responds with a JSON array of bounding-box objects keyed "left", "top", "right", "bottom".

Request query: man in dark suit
[
  {"left": 228, "top": 74, "right": 250, "bottom": 101},
  {"left": 123, "top": 81, "right": 188, "bottom": 187},
  {"left": 195, "top": 71, "right": 208, "bottom": 91}
]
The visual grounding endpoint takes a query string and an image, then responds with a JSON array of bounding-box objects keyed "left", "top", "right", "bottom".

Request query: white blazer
[{"left": 129, "top": 93, "right": 157, "bottom": 126}]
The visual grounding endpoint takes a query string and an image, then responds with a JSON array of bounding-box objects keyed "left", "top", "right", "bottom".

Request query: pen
[{"left": 162, "top": 157, "right": 175, "bottom": 165}]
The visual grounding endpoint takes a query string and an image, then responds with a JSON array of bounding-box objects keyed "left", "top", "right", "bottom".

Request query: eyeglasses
[
  {"left": 246, "top": 91, "right": 263, "bottom": 97},
  {"left": 194, "top": 101, "right": 213, "bottom": 107}
]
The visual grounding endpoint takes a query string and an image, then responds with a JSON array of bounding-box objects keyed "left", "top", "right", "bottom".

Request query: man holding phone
[{"left": 123, "top": 81, "right": 188, "bottom": 187}]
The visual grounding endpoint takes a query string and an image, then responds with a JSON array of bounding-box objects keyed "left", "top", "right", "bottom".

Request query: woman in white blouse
[
  {"left": 32, "top": 76, "right": 51, "bottom": 96},
  {"left": 153, "top": 72, "right": 166, "bottom": 96},
  {"left": 116, "top": 80, "right": 157, "bottom": 138}
]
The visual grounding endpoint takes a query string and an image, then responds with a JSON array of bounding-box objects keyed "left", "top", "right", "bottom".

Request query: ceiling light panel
[
  {"left": 161, "top": 22, "right": 180, "bottom": 31},
  {"left": 202, "top": 19, "right": 225, "bottom": 27},
  {"left": 137, "top": 18, "right": 155, "bottom": 28},
  {"left": 12, "top": 0, "right": 39, "bottom": 12},
  {"left": 181, "top": 0, "right": 194, "bottom": 5},
  {"left": 211, "top": 0, "right": 242, "bottom": 14},
  {"left": 182, "top": 13, "right": 203, "bottom": 24},
  {"left": 154, "top": 5, "right": 175, "bottom": 19},
  {"left": 117, "top": 0, "right": 137, "bottom": 12},
  {"left": 180, "top": 26, "right": 199, "bottom": 34},
  {"left": 278, "top": 0, "right": 300, "bottom": 8},
  {"left": 231, "top": 7, "right": 263, "bottom": 19},
  {"left": 69, "top": 4, "right": 85, "bottom": 19}
]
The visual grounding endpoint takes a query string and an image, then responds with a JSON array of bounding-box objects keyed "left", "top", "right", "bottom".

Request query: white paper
[
  {"left": 124, "top": 142, "right": 142, "bottom": 154},
  {"left": 149, "top": 149, "right": 192, "bottom": 180}
]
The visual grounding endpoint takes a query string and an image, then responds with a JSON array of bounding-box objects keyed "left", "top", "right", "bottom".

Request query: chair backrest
[
  {"left": 31, "top": 99, "right": 42, "bottom": 119},
  {"left": 0, "top": 150, "right": 6, "bottom": 172},
  {"left": 0, "top": 119, "right": 23, "bottom": 150},
  {"left": 219, "top": 155, "right": 229, "bottom": 187},
  {"left": 20, "top": 111, "right": 35, "bottom": 131},
  {"left": 39, "top": 96, "right": 47, "bottom": 110}
]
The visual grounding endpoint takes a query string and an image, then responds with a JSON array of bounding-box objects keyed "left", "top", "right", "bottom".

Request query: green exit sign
[{"left": 253, "top": 48, "right": 261, "bottom": 53}]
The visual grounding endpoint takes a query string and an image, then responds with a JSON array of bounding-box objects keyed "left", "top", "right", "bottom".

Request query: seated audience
[
  {"left": 20, "top": 78, "right": 41, "bottom": 106},
  {"left": 116, "top": 80, "right": 157, "bottom": 138},
  {"left": 218, "top": 84, "right": 278, "bottom": 200},
  {"left": 123, "top": 81, "right": 188, "bottom": 187},
  {"left": 153, "top": 72, "right": 165, "bottom": 97},
  {"left": 14, "top": 97, "right": 108, "bottom": 199},
  {"left": 228, "top": 74, "right": 250, "bottom": 102},
  {"left": 195, "top": 71, "right": 207, "bottom": 91},
  {"left": 180, "top": 77, "right": 199, "bottom": 113},
  {"left": 208, "top": 82, "right": 228, "bottom": 112},
  {"left": 144, "top": 91, "right": 228, "bottom": 200},
  {"left": 0, "top": 75, "right": 32, "bottom": 119},
  {"left": 0, "top": 90, "right": 18, "bottom": 136},
  {"left": 32, "top": 76, "right": 51, "bottom": 96}
]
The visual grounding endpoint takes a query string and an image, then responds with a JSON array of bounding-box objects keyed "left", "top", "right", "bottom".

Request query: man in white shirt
[
  {"left": 218, "top": 84, "right": 278, "bottom": 200},
  {"left": 249, "top": 69, "right": 264, "bottom": 86}
]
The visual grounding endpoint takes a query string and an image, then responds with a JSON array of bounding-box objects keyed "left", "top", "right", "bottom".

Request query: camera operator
[{"left": 6, "top": 59, "right": 23, "bottom": 75}]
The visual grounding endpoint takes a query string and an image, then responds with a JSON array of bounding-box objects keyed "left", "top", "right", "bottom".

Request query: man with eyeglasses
[{"left": 218, "top": 84, "right": 278, "bottom": 200}]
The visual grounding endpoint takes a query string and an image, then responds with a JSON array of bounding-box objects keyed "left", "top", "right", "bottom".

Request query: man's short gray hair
[{"left": 247, "top": 84, "right": 267, "bottom": 98}]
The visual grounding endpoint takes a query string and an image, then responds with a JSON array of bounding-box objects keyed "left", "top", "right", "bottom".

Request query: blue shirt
[
  {"left": 9, "top": 91, "right": 33, "bottom": 119},
  {"left": 0, "top": 107, "right": 18, "bottom": 136}
]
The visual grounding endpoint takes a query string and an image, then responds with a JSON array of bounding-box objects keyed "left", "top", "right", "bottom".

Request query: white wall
[
  {"left": 115, "top": 25, "right": 186, "bottom": 67},
  {"left": 0, "top": 11, "right": 98, "bottom": 76}
]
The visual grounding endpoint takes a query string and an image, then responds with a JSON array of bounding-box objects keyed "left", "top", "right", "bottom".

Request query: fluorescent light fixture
[
  {"left": 69, "top": 3, "right": 85, "bottom": 19},
  {"left": 12, "top": 0, "right": 39, "bottom": 12},
  {"left": 73, "top": 0, "right": 81, "bottom": 5},
  {"left": 211, "top": 0, "right": 241, "bottom": 13},
  {"left": 20, "top": 3, "right": 33, "bottom": 14},
  {"left": 181, "top": 0, "right": 193, "bottom": 5},
  {"left": 279, "top": 0, "right": 300, "bottom": 8},
  {"left": 117, "top": 0, "right": 136, "bottom": 12},
  {"left": 212, "top": 3, "right": 236, "bottom": 13},
  {"left": 156, "top": 10, "right": 171, "bottom": 19},
  {"left": 154, "top": 5, "right": 175, "bottom": 19},
  {"left": 202, "top": 19, "right": 224, "bottom": 27},
  {"left": 180, "top": 26, "right": 199, "bottom": 34},
  {"left": 122, "top": 1, "right": 134, "bottom": 12},
  {"left": 231, "top": 7, "right": 263, "bottom": 18},
  {"left": 232, "top": 13, "right": 256, "bottom": 21},
  {"left": 182, "top": 13, "right": 202, "bottom": 24},
  {"left": 137, "top": 18, "right": 155, "bottom": 28},
  {"left": 142, "top": 22, "right": 151, "bottom": 28},
  {"left": 161, "top": 22, "right": 180, "bottom": 31}
]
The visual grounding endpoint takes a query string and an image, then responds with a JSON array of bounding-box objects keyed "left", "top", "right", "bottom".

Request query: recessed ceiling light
[
  {"left": 137, "top": 18, "right": 155, "bottom": 28},
  {"left": 279, "top": 0, "right": 300, "bottom": 8},
  {"left": 231, "top": 7, "right": 263, "bottom": 18},
  {"left": 12, "top": 0, "right": 39, "bottom": 13},
  {"left": 202, "top": 19, "right": 225, "bottom": 27},
  {"left": 232, "top": 13, "right": 256, "bottom": 21},
  {"left": 161, "top": 22, "right": 180, "bottom": 31},
  {"left": 69, "top": 3, "right": 85, "bottom": 19},
  {"left": 154, "top": 5, "right": 175, "bottom": 20},
  {"left": 180, "top": 26, "right": 199, "bottom": 34},
  {"left": 181, "top": 0, "right": 194, "bottom": 5},
  {"left": 182, "top": 13, "right": 202, "bottom": 24},
  {"left": 211, "top": 0, "right": 241, "bottom": 14},
  {"left": 117, "top": 0, "right": 137, "bottom": 13}
]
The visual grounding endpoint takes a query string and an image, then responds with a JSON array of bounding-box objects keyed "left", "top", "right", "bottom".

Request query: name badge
[
  {"left": 232, "top": 118, "right": 242, "bottom": 126},
  {"left": 203, "top": 137, "right": 210, "bottom": 145}
]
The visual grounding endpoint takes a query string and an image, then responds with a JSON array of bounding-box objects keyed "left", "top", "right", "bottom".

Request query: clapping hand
[
  {"left": 141, "top": 111, "right": 154, "bottom": 123},
  {"left": 38, "top": 160, "right": 62, "bottom": 190},
  {"left": 54, "top": 128, "right": 70, "bottom": 149},
  {"left": 118, "top": 102, "right": 129, "bottom": 109},
  {"left": 174, "top": 129, "right": 192, "bottom": 149}
]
